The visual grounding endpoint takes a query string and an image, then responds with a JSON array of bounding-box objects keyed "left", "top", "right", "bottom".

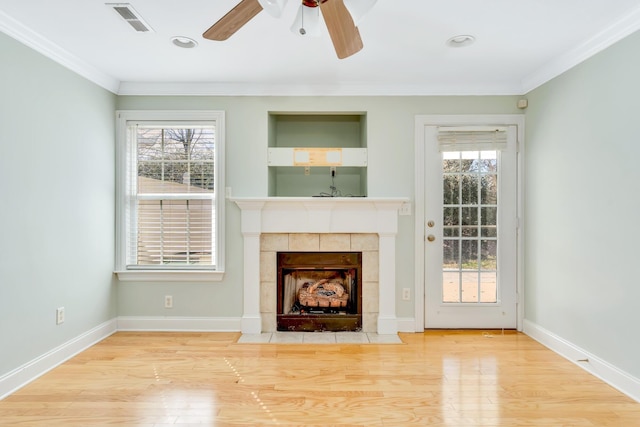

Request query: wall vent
[{"left": 106, "top": 3, "right": 154, "bottom": 33}]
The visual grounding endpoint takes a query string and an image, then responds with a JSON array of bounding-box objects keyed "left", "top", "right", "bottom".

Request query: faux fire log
[{"left": 297, "top": 279, "right": 348, "bottom": 308}]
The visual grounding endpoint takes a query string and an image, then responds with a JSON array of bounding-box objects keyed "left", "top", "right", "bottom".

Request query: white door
[{"left": 423, "top": 124, "right": 518, "bottom": 328}]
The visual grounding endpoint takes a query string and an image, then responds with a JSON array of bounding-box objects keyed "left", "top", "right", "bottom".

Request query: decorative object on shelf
[
  {"left": 294, "top": 147, "right": 342, "bottom": 166},
  {"left": 268, "top": 147, "right": 367, "bottom": 167}
]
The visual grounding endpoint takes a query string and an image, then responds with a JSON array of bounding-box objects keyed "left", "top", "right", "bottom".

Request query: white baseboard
[
  {"left": 523, "top": 319, "right": 640, "bottom": 403},
  {"left": 117, "top": 316, "right": 242, "bottom": 332},
  {"left": 240, "top": 315, "right": 262, "bottom": 334},
  {"left": 0, "top": 319, "right": 117, "bottom": 400},
  {"left": 396, "top": 317, "right": 418, "bottom": 333}
]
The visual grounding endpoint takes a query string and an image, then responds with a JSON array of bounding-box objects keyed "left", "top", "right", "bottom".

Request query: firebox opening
[{"left": 277, "top": 252, "right": 362, "bottom": 332}]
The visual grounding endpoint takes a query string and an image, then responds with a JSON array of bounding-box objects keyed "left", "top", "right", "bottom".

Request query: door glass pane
[
  {"left": 442, "top": 150, "right": 499, "bottom": 304},
  {"left": 481, "top": 174, "right": 498, "bottom": 204},
  {"left": 443, "top": 207, "right": 459, "bottom": 226},
  {"left": 481, "top": 207, "right": 497, "bottom": 226},
  {"left": 461, "top": 176, "right": 478, "bottom": 205},
  {"left": 480, "top": 272, "right": 497, "bottom": 302},
  {"left": 442, "top": 272, "right": 460, "bottom": 303},
  {"left": 443, "top": 175, "right": 460, "bottom": 205},
  {"left": 461, "top": 240, "right": 478, "bottom": 269},
  {"left": 461, "top": 272, "right": 479, "bottom": 303},
  {"left": 443, "top": 239, "right": 459, "bottom": 269},
  {"left": 443, "top": 227, "right": 459, "bottom": 237},
  {"left": 443, "top": 157, "right": 460, "bottom": 173},
  {"left": 461, "top": 207, "right": 478, "bottom": 225},
  {"left": 481, "top": 207, "right": 497, "bottom": 237},
  {"left": 481, "top": 240, "right": 497, "bottom": 269}
]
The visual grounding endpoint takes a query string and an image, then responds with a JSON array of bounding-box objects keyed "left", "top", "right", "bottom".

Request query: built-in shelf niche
[{"left": 267, "top": 112, "right": 367, "bottom": 197}]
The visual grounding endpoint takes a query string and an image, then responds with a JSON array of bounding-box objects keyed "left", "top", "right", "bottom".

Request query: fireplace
[
  {"left": 277, "top": 252, "right": 362, "bottom": 331},
  {"left": 232, "top": 197, "right": 406, "bottom": 335}
]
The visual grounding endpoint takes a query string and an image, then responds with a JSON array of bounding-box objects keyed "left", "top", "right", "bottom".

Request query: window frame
[{"left": 115, "top": 110, "right": 225, "bottom": 282}]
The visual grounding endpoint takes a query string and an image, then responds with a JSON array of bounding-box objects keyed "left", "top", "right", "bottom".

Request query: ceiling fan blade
[
  {"left": 203, "top": 0, "right": 264, "bottom": 41},
  {"left": 319, "top": 0, "right": 363, "bottom": 59}
]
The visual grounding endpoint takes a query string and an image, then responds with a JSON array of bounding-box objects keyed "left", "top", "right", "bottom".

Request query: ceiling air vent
[{"left": 106, "top": 3, "right": 154, "bottom": 33}]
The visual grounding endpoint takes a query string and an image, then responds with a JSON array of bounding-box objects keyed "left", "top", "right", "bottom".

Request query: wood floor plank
[{"left": 1, "top": 331, "right": 639, "bottom": 426}]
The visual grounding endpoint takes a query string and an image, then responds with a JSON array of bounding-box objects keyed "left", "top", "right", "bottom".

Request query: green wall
[
  {"left": 0, "top": 32, "right": 117, "bottom": 377},
  {"left": 525, "top": 30, "right": 640, "bottom": 378},
  {"left": 115, "top": 95, "right": 522, "bottom": 320}
]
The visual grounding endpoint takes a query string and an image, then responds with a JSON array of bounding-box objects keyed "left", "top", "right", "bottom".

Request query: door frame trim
[{"left": 414, "top": 115, "right": 525, "bottom": 332}]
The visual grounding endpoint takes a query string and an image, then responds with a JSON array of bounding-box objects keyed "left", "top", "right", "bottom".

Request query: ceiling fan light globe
[
  {"left": 343, "top": 0, "right": 377, "bottom": 25},
  {"left": 258, "top": 0, "right": 288, "bottom": 18},
  {"left": 289, "top": 4, "right": 321, "bottom": 37}
]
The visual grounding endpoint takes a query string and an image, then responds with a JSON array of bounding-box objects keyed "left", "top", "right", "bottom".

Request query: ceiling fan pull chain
[{"left": 300, "top": 4, "right": 306, "bottom": 34}]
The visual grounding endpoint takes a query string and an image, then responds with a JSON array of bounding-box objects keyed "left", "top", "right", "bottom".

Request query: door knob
[{"left": 427, "top": 235, "right": 436, "bottom": 242}]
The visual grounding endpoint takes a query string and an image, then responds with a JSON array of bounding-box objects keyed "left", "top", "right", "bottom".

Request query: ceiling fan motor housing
[{"left": 302, "top": 0, "right": 327, "bottom": 7}]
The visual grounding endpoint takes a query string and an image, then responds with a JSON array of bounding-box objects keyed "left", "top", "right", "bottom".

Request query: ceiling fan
[{"left": 202, "top": 0, "right": 376, "bottom": 59}]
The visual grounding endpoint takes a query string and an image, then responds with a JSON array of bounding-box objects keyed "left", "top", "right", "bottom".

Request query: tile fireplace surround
[{"left": 232, "top": 197, "right": 406, "bottom": 335}]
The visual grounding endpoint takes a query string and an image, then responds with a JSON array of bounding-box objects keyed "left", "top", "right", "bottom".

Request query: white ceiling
[{"left": 1, "top": 0, "right": 639, "bottom": 96}]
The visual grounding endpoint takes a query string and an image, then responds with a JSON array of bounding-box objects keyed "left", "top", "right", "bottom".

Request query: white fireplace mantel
[{"left": 232, "top": 197, "right": 407, "bottom": 335}]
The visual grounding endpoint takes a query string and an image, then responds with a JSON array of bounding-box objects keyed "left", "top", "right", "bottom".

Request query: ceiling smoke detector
[
  {"left": 446, "top": 34, "right": 475, "bottom": 48},
  {"left": 106, "top": 3, "right": 154, "bottom": 33}
]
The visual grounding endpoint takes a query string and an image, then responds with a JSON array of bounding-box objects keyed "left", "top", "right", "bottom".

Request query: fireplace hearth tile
[
  {"left": 336, "top": 332, "right": 369, "bottom": 343},
  {"left": 262, "top": 313, "right": 276, "bottom": 332},
  {"left": 260, "top": 281, "right": 276, "bottom": 312},
  {"left": 288, "top": 234, "right": 320, "bottom": 251},
  {"left": 350, "top": 233, "right": 378, "bottom": 251},
  {"left": 362, "top": 251, "right": 379, "bottom": 282},
  {"left": 260, "top": 251, "right": 277, "bottom": 282},
  {"left": 261, "top": 233, "right": 289, "bottom": 251},
  {"left": 270, "top": 332, "right": 304, "bottom": 343},
  {"left": 362, "top": 281, "right": 379, "bottom": 313},
  {"left": 236, "top": 332, "right": 403, "bottom": 344},
  {"left": 319, "top": 233, "right": 351, "bottom": 251},
  {"left": 362, "top": 312, "right": 378, "bottom": 333},
  {"left": 303, "top": 332, "right": 338, "bottom": 344}
]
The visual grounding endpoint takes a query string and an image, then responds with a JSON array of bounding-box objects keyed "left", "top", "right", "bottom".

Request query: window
[{"left": 115, "top": 111, "right": 225, "bottom": 281}]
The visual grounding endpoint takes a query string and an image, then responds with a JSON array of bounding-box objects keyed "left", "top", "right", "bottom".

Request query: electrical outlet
[
  {"left": 399, "top": 202, "right": 412, "bottom": 216},
  {"left": 164, "top": 295, "right": 173, "bottom": 309},
  {"left": 304, "top": 166, "right": 310, "bottom": 176},
  {"left": 402, "top": 288, "right": 410, "bottom": 301},
  {"left": 330, "top": 166, "right": 336, "bottom": 176},
  {"left": 56, "top": 307, "right": 65, "bottom": 325}
]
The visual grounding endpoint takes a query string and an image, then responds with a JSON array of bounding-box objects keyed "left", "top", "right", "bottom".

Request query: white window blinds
[
  {"left": 126, "top": 124, "right": 216, "bottom": 269},
  {"left": 438, "top": 126, "right": 508, "bottom": 152}
]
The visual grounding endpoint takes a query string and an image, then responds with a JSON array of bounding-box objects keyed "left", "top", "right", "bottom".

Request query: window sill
[{"left": 115, "top": 270, "right": 225, "bottom": 282}]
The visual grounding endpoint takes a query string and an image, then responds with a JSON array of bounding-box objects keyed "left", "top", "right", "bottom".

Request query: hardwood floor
[{"left": 1, "top": 330, "right": 639, "bottom": 426}]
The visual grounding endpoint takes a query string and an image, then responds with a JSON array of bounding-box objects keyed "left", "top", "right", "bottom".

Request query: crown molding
[
  {"left": 0, "top": 10, "right": 120, "bottom": 94},
  {"left": 116, "top": 81, "right": 524, "bottom": 97},
  {"left": 522, "top": 5, "right": 640, "bottom": 94},
  {"left": 3, "top": 5, "right": 640, "bottom": 97}
]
